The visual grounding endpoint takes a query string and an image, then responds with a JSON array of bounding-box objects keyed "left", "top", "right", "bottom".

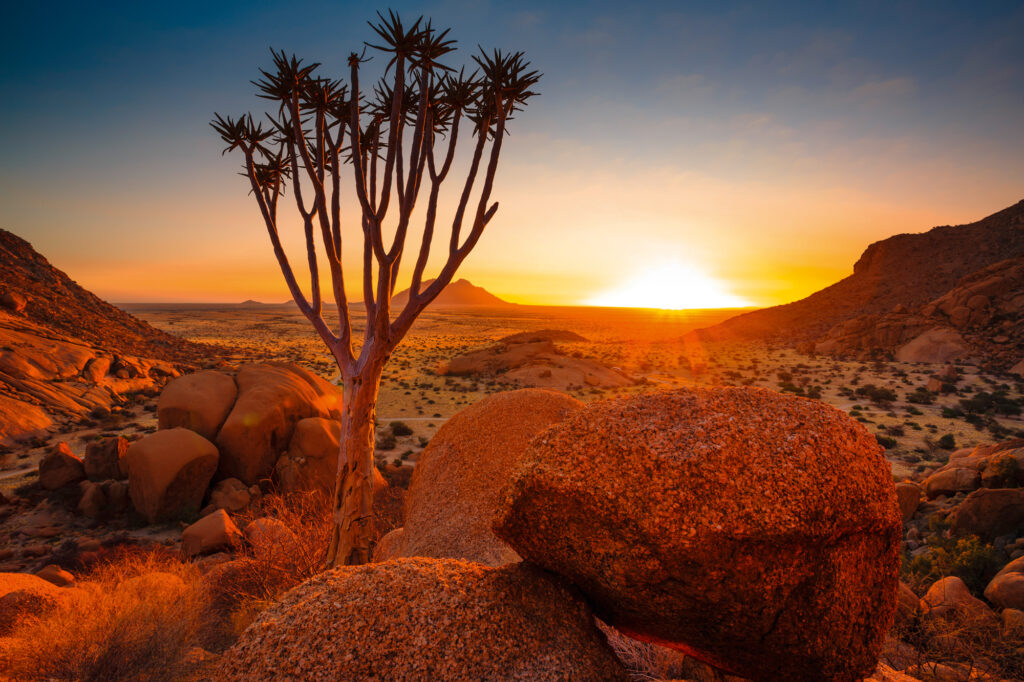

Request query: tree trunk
[{"left": 326, "top": 364, "right": 382, "bottom": 567}]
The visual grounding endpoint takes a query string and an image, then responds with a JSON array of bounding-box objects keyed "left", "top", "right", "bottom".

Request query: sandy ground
[{"left": 3, "top": 303, "right": 1022, "bottom": 485}]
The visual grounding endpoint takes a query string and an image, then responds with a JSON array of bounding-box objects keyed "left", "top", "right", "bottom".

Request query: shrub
[
  {"left": 938, "top": 434, "right": 956, "bottom": 450},
  {"left": 876, "top": 435, "right": 898, "bottom": 450},
  {"left": 0, "top": 549, "right": 220, "bottom": 681},
  {"left": 390, "top": 421, "right": 413, "bottom": 437}
]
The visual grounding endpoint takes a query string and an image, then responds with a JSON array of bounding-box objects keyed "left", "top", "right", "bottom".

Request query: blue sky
[{"left": 1, "top": 1, "right": 1022, "bottom": 304}]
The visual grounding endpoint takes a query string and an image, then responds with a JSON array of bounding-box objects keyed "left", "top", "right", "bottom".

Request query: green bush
[{"left": 937, "top": 434, "right": 956, "bottom": 450}]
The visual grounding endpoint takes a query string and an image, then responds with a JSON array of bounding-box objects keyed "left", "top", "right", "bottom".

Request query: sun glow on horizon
[{"left": 585, "top": 261, "right": 754, "bottom": 311}]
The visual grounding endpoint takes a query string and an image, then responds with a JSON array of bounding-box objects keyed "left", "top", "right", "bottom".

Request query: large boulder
[
  {"left": 157, "top": 369, "right": 237, "bottom": 441},
  {"left": 38, "top": 442, "right": 85, "bottom": 490},
  {"left": 493, "top": 387, "right": 901, "bottom": 682},
  {"left": 219, "top": 558, "right": 627, "bottom": 681},
  {"left": 984, "top": 556, "right": 1024, "bottom": 610},
  {"left": 126, "top": 428, "right": 219, "bottom": 524},
  {"left": 83, "top": 436, "right": 129, "bottom": 481},
  {"left": 950, "top": 488, "right": 1024, "bottom": 540},
  {"left": 274, "top": 417, "right": 386, "bottom": 497},
  {"left": 894, "top": 327, "right": 968, "bottom": 364},
  {"left": 216, "top": 363, "right": 342, "bottom": 485},
  {"left": 392, "top": 389, "right": 583, "bottom": 566}
]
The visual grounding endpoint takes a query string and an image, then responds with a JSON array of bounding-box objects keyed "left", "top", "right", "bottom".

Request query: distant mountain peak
[{"left": 391, "top": 278, "right": 513, "bottom": 307}]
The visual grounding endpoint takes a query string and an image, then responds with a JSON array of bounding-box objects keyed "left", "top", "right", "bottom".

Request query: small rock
[
  {"left": 209, "top": 477, "right": 251, "bottom": 512},
  {"left": 77, "top": 480, "right": 107, "bottom": 518},
  {"left": 181, "top": 509, "right": 242, "bottom": 557},
  {"left": 894, "top": 482, "right": 921, "bottom": 524},
  {"left": 126, "top": 428, "right": 219, "bottom": 524},
  {"left": 38, "top": 442, "right": 85, "bottom": 490},
  {"left": 36, "top": 564, "right": 75, "bottom": 587}
]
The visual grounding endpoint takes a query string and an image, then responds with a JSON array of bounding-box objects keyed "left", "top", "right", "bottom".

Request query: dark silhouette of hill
[
  {"left": 391, "top": 279, "right": 513, "bottom": 308},
  {"left": 701, "top": 199, "right": 1024, "bottom": 342}
]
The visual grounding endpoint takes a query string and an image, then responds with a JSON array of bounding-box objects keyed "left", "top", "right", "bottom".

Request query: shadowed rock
[
  {"left": 494, "top": 386, "right": 901, "bottom": 682},
  {"left": 38, "top": 442, "right": 85, "bottom": 490}
]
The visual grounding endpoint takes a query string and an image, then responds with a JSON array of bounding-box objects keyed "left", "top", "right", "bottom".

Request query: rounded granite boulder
[
  {"left": 390, "top": 388, "right": 584, "bottom": 566},
  {"left": 220, "top": 557, "right": 627, "bottom": 681},
  {"left": 493, "top": 386, "right": 902, "bottom": 682}
]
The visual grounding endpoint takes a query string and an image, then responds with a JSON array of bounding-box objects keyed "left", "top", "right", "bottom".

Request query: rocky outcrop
[
  {"left": 0, "top": 229, "right": 212, "bottom": 443},
  {"left": 126, "top": 428, "right": 219, "bottom": 523},
  {"left": 700, "top": 200, "right": 1024, "bottom": 368},
  {"left": 493, "top": 387, "right": 901, "bottom": 682},
  {"left": 815, "top": 256, "right": 1024, "bottom": 367},
  {"left": 215, "top": 363, "right": 341, "bottom": 485},
  {"left": 219, "top": 558, "right": 627, "bottom": 681},
  {"left": 390, "top": 278, "right": 513, "bottom": 308},
  {"left": 388, "top": 389, "right": 583, "bottom": 566},
  {"left": 157, "top": 370, "right": 237, "bottom": 440}
]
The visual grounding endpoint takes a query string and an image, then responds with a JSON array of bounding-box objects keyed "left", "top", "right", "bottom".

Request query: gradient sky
[{"left": 2, "top": 1, "right": 1022, "bottom": 307}]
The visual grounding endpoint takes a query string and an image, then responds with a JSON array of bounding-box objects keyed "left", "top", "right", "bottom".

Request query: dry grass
[
  {"left": 0, "top": 547, "right": 221, "bottom": 681},
  {"left": 202, "top": 489, "right": 331, "bottom": 636},
  {"left": 599, "top": 621, "right": 734, "bottom": 681},
  {"left": 885, "top": 611, "right": 1024, "bottom": 680}
]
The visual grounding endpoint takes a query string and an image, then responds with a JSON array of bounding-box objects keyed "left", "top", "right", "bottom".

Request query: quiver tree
[{"left": 211, "top": 12, "right": 540, "bottom": 566}]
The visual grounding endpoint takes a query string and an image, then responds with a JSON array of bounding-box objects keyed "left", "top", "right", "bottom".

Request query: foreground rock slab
[
  {"left": 388, "top": 388, "right": 583, "bottom": 566},
  {"left": 221, "top": 558, "right": 627, "bottom": 681},
  {"left": 493, "top": 387, "right": 902, "bottom": 682}
]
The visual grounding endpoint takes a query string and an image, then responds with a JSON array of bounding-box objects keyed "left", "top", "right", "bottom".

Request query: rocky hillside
[
  {"left": 701, "top": 199, "right": 1024, "bottom": 368},
  {"left": 816, "top": 256, "right": 1024, "bottom": 369},
  {"left": 390, "top": 278, "right": 513, "bottom": 308},
  {"left": 0, "top": 229, "right": 216, "bottom": 444},
  {"left": 0, "top": 230, "right": 201, "bottom": 361}
]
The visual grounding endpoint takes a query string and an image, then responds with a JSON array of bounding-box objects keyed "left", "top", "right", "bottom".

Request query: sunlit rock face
[
  {"left": 219, "top": 558, "right": 628, "bottom": 681},
  {"left": 213, "top": 362, "right": 341, "bottom": 485},
  {"left": 389, "top": 388, "right": 583, "bottom": 566},
  {"left": 494, "top": 386, "right": 902, "bottom": 682}
]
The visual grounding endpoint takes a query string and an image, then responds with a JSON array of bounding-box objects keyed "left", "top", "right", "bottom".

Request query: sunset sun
[{"left": 586, "top": 261, "right": 753, "bottom": 310}]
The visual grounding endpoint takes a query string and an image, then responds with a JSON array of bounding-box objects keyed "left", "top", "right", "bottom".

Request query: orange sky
[{"left": 3, "top": 2, "right": 1022, "bottom": 309}]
